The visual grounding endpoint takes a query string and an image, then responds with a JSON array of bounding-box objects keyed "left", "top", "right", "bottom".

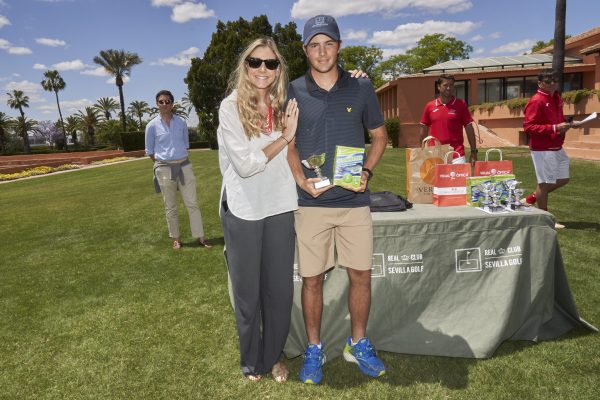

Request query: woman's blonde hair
[{"left": 227, "top": 37, "right": 289, "bottom": 139}]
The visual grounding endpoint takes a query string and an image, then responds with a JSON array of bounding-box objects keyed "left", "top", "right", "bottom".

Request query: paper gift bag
[
  {"left": 433, "top": 151, "right": 471, "bottom": 207},
  {"left": 406, "top": 136, "right": 450, "bottom": 203},
  {"left": 474, "top": 148, "right": 513, "bottom": 176}
]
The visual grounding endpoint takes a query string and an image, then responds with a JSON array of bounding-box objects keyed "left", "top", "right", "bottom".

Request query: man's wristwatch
[{"left": 362, "top": 167, "right": 373, "bottom": 181}]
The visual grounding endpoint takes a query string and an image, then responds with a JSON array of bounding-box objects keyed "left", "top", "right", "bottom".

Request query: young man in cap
[{"left": 287, "top": 14, "right": 388, "bottom": 384}]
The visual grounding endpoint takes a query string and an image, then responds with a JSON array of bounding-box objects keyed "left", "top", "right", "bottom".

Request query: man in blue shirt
[
  {"left": 287, "top": 15, "right": 388, "bottom": 384},
  {"left": 145, "top": 90, "right": 211, "bottom": 250}
]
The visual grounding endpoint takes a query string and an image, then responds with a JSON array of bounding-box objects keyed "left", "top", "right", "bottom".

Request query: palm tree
[
  {"left": 172, "top": 102, "right": 190, "bottom": 119},
  {"left": 0, "top": 111, "right": 14, "bottom": 154},
  {"left": 64, "top": 115, "right": 80, "bottom": 148},
  {"left": 40, "top": 70, "right": 68, "bottom": 150},
  {"left": 127, "top": 100, "right": 150, "bottom": 128},
  {"left": 552, "top": 0, "right": 567, "bottom": 92},
  {"left": 6, "top": 90, "right": 31, "bottom": 153},
  {"left": 93, "top": 49, "right": 142, "bottom": 132},
  {"left": 12, "top": 117, "right": 39, "bottom": 150},
  {"left": 94, "top": 97, "right": 119, "bottom": 121},
  {"left": 76, "top": 107, "right": 100, "bottom": 146}
]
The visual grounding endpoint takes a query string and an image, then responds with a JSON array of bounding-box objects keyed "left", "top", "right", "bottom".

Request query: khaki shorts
[{"left": 294, "top": 206, "right": 373, "bottom": 277}]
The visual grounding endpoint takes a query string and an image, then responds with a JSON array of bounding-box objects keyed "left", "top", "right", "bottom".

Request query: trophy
[
  {"left": 513, "top": 188, "right": 525, "bottom": 210},
  {"left": 478, "top": 181, "right": 494, "bottom": 211},
  {"left": 302, "top": 153, "right": 331, "bottom": 189}
]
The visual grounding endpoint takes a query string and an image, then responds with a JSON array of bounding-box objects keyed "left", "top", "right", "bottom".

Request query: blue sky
[{"left": 0, "top": 0, "right": 598, "bottom": 125}]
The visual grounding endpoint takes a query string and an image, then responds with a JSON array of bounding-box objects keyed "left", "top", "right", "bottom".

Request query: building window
[
  {"left": 563, "top": 73, "right": 583, "bottom": 91},
  {"left": 477, "top": 78, "right": 503, "bottom": 103},
  {"left": 524, "top": 76, "right": 538, "bottom": 98},
  {"left": 454, "top": 80, "right": 470, "bottom": 105},
  {"left": 505, "top": 77, "right": 524, "bottom": 99}
]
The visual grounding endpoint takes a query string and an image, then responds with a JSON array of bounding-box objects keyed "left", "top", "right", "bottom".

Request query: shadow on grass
[
  {"left": 181, "top": 236, "right": 225, "bottom": 247},
  {"left": 560, "top": 221, "right": 600, "bottom": 231},
  {"left": 285, "top": 350, "right": 475, "bottom": 390}
]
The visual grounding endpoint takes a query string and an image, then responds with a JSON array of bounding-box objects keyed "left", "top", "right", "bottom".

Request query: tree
[
  {"left": 40, "top": 70, "right": 68, "bottom": 150},
  {"left": 93, "top": 50, "right": 142, "bottom": 132},
  {"left": 0, "top": 111, "right": 13, "bottom": 154},
  {"left": 373, "top": 54, "right": 412, "bottom": 84},
  {"left": 76, "top": 107, "right": 100, "bottom": 145},
  {"left": 185, "top": 15, "right": 305, "bottom": 148},
  {"left": 64, "top": 115, "right": 80, "bottom": 147},
  {"left": 553, "top": 0, "right": 567, "bottom": 92},
  {"left": 37, "top": 120, "right": 61, "bottom": 147},
  {"left": 94, "top": 97, "right": 119, "bottom": 121},
  {"left": 338, "top": 45, "right": 383, "bottom": 81},
  {"left": 530, "top": 36, "right": 571, "bottom": 53},
  {"left": 404, "top": 34, "right": 473, "bottom": 74},
  {"left": 127, "top": 100, "right": 150, "bottom": 127},
  {"left": 12, "top": 117, "right": 38, "bottom": 151},
  {"left": 6, "top": 90, "right": 31, "bottom": 153}
]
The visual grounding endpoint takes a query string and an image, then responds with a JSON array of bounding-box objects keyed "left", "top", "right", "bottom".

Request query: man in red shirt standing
[
  {"left": 419, "top": 74, "right": 478, "bottom": 164},
  {"left": 523, "top": 70, "right": 577, "bottom": 229}
]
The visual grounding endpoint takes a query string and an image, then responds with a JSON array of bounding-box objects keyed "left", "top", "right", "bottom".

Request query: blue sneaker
[
  {"left": 343, "top": 337, "right": 386, "bottom": 377},
  {"left": 299, "top": 343, "right": 326, "bottom": 384}
]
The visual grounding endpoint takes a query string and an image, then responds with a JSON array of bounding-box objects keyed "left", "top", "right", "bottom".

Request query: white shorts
[{"left": 531, "top": 149, "right": 570, "bottom": 184}]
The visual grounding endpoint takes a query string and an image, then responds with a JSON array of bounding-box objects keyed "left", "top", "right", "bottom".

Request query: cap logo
[{"left": 315, "top": 16, "right": 326, "bottom": 26}]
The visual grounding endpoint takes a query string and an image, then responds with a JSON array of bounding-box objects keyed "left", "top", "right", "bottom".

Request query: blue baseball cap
[{"left": 303, "top": 15, "right": 340, "bottom": 45}]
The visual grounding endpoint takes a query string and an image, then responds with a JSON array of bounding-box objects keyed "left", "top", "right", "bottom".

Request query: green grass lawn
[{"left": 1, "top": 148, "right": 598, "bottom": 399}]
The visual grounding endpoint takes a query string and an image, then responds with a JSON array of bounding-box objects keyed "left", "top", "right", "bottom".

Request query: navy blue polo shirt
[{"left": 288, "top": 67, "right": 384, "bottom": 208}]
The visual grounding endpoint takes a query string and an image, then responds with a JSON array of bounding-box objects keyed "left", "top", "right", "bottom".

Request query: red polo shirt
[
  {"left": 523, "top": 89, "right": 565, "bottom": 151},
  {"left": 420, "top": 96, "right": 473, "bottom": 157}
]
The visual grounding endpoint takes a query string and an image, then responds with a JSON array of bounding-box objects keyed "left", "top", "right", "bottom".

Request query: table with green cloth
[{"left": 283, "top": 204, "right": 596, "bottom": 360}]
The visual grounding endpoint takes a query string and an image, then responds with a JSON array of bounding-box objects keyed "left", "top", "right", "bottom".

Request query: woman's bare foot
[{"left": 271, "top": 361, "right": 288, "bottom": 383}]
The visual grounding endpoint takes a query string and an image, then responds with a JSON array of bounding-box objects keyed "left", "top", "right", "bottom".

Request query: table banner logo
[
  {"left": 371, "top": 253, "right": 386, "bottom": 278},
  {"left": 378, "top": 252, "right": 424, "bottom": 276},
  {"left": 455, "top": 248, "right": 482, "bottom": 272}
]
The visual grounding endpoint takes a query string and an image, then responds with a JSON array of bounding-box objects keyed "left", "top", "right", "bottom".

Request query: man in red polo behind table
[
  {"left": 523, "top": 70, "right": 578, "bottom": 229},
  {"left": 419, "top": 74, "right": 478, "bottom": 164}
]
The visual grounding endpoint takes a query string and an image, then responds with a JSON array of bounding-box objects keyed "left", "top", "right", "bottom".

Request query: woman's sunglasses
[{"left": 245, "top": 57, "right": 280, "bottom": 70}]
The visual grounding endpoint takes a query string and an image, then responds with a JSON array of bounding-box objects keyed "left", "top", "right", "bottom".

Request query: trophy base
[{"left": 314, "top": 178, "right": 331, "bottom": 189}]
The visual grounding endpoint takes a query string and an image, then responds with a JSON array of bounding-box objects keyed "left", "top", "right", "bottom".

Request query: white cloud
[
  {"left": 80, "top": 66, "right": 110, "bottom": 76},
  {"left": 0, "top": 73, "right": 20, "bottom": 82},
  {"left": 106, "top": 75, "right": 130, "bottom": 85},
  {"left": 490, "top": 32, "right": 501, "bottom": 39},
  {"left": 3, "top": 80, "right": 46, "bottom": 103},
  {"left": 0, "top": 15, "right": 10, "bottom": 28},
  {"left": 345, "top": 29, "right": 368, "bottom": 41},
  {"left": 470, "top": 34, "right": 483, "bottom": 42},
  {"left": 151, "top": 0, "right": 183, "bottom": 6},
  {"left": 474, "top": 48, "right": 485, "bottom": 54},
  {"left": 36, "top": 37, "right": 67, "bottom": 47},
  {"left": 52, "top": 59, "right": 86, "bottom": 71},
  {"left": 291, "top": 0, "right": 473, "bottom": 19},
  {"left": 33, "top": 63, "right": 47, "bottom": 70},
  {"left": 369, "top": 19, "right": 480, "bottom": 47},
  {"left": 381, "top": 47, "right": 409, "bottom": 59},
  {"left": 151, "top": 46, "right": 200, "bottom": 66},
  {"left": 171, "top": 2, "right": 215, "bottom": 23},
  {"left": 38, "top": 98, "right": 94, "bottom": 114},
  {"left": 491, "top": 39, "right": 536, "bottom": 55},
  {"left": 1, "top": 38, "right": 32, "bottom": 55},
  {"left": 8, "top": 46, "right": 32, "bottom": 55}
]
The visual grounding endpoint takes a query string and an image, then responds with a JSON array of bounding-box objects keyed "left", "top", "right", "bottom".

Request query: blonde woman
[{"left": 217, "top": 37, "right": 298, "bottom": 383}]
